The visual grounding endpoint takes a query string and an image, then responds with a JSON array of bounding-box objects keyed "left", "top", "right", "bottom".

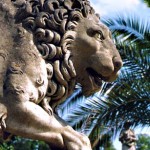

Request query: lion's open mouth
[{"left": 86, "top": 68, "right": 109, "bottom": 87}]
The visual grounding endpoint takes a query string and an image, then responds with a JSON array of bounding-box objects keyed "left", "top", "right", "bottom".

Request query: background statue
[
  {"left": 119, "top": 121, "right": 137, "bottom": 150},
  {"left": 0, "top": 0, "right": 122, "bottom": 149}
]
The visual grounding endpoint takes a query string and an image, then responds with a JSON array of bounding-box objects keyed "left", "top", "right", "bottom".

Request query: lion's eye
[
  {"left": 87, "top": 28, "right": 104, "bottom": 40},
  {"left": 94, "top": 31, "right": 104, "bottom": 40}
]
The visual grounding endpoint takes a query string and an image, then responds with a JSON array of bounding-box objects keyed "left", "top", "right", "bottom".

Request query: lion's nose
[{"left": 113, "top": 57, "right": 123, "bottom": 72}]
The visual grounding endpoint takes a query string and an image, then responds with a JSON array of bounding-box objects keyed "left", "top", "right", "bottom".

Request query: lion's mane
[{"left": 11, "top": 0, "right": 96, "bottom": 108}]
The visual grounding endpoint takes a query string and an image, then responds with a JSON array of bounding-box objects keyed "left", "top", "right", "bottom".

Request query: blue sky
[
  {"left": 90, "top": 0, "right": 150, "bottom": 149},
  {"left": 91, "top": 0, "right": 150, "bottom": 18}
]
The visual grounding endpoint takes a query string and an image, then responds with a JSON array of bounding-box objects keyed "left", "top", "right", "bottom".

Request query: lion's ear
[{"left": 66, "top": 11, "right": 83, "bottom": 31}]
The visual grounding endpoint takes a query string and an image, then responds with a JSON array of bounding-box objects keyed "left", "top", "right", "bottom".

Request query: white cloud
[{"left": 90, "top": 0, "right": 150, "bottom": 17}]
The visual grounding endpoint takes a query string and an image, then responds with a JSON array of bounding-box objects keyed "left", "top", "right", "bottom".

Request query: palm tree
[
  {"left": 58, "top": 12, "right": 150, "bottom": 149},
  {"left": 143, "top": 0, "right": 150, "bottom": 7}
]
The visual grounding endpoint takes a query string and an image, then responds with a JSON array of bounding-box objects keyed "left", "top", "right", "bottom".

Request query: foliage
[
  {"left": 143, "top": 0, "right": 150, "bottom": 7},
  {"left": 0, "top": 137, "right": 49, "bottom": 150},
  {"left": 92, "top": 134, "right": 116, "bottom": 150},
  {"left": 136, "top": 134, "right": 150, "bottom": 150}
]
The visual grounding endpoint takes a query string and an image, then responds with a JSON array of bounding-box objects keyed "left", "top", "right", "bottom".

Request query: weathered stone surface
[{"left": 0, "top": 0, "right": 122, "bottom": 149}]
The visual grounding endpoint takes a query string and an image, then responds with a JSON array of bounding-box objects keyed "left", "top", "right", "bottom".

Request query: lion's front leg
[
  {"left": 2, "top": 73, "right": 92, "bottom": 150},
  {"left": 4, "top": 100, "right": 91, "bottom": 150}
]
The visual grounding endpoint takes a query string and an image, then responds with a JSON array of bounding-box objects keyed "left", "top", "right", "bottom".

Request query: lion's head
[
  {"left": 62, "top": 12, "right": 122, "bottom": 96},
  {"left": 12, "top": 0, "right": 122, "bottom": 106}
]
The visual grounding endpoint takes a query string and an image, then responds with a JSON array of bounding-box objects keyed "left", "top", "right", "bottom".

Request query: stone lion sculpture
[{"left": 0, "top": 0, "right": 122, "bottom": 149}]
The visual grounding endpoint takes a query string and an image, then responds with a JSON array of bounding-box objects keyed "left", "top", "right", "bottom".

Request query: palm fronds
[
  {"left": 57, "top": 12, "right": 150, "bottom": 149},
  {"left": 144, "top": 0, "right": 150, "bottom": 7}
]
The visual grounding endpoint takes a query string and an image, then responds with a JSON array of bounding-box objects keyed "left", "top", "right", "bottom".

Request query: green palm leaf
[
  {"left": 143, "top": 0, "right": 150, "bottom": 7},
  {"left": 57, "top": 12, "right": 150, "bottom": 149}
]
